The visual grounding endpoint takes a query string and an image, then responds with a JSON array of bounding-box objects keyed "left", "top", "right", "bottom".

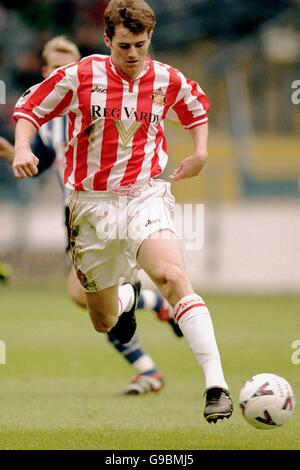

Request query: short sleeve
[
  {"left": 166, "top": 71, "right": 210, "bottom": 129},
  {"left": 13, "top": 65, "right": 76, "bottom": 130}
]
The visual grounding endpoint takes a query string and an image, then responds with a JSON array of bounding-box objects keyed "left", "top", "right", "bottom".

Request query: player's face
[
  {"left": 104, "top": 24, "right": 152, "bottom": 80},
  {"left": 42, "top": 51, "right": 77, "bottom": 78}
]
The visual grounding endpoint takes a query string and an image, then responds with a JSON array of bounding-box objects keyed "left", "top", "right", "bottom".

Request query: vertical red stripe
[
  {"left": 64, "top": 111, "right": 76, "bottom": 184},
  {"left": 120, "top": 68, "right": 156, "bottom": 186},
  {"left": 43, "top": 90, "right": 73, "bottom": 122},
  {"left": 162, "top": 66, "right": 182, "bottom": 119},
  {"left": 150, "top": 125, "right": 164, "bottom": 177},
  {"left": 74, "top": 59, "right": 94, "bottom": 191},
  {"left": 93, "top": 61, "right": 124, "bottom": 190}
]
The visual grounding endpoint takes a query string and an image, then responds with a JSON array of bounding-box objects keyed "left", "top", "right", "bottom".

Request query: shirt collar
[{"left": 107, "top": 54, "right": 153, "bottom": 83}]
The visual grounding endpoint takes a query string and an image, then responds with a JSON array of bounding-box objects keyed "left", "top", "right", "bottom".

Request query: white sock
[
  {"left": 133, "top": 354, "right": 157, "bottom": 375},
  {"left": 175, "top": 294, "right": 228, "bottom": 391},
  {"left": 118, "top": 284, "right": 134, "bottom": 316},
  {"left": 140, "top": 289, "right": 158, "bottom": 310}
]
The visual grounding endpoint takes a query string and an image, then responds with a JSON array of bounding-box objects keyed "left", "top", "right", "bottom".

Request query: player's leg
[
  {"left": 88, "top": 278, "right": 163, "bottom": 392},
  {"left": 68, "top": 194, "right": 164, "bottom": 389},
  {"left": 68, "top": 264, "right": 136, "bottom": 322},
  {"left": 84, "top": 285, "right": 118, "bottom": 332},
  {"left": 107, "top": 330, "right": 163, "bottom": 395},
  {"left": 68, "top": 251, "right": 180, "bottom": 337},
  {"left": 83, "top": 282, "right": 139, "bottom": 345},
  {"left": 68, "top": 265, "right": 163, "bottom": 392},
  {"left": 137, "top": 230, "right": 233, "bottom": 422},
  {"left": 69, "top": 196, "right": 139, "bottom": 342}
]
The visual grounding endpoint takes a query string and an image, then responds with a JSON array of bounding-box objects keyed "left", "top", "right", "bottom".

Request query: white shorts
[{"left": 68, "top": 179, "right": 176, "bottom": 292}]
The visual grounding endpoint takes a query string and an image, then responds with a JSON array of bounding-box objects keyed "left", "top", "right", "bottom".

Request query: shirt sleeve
[
  {"left": 166, "top": 70, "right": 210, "bottom": 129},
  {"left": 13, "top": 65, "right": 76, "bottom": 131}
]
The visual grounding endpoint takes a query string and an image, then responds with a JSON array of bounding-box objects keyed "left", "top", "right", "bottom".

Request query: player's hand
[
  {"left": 169, "top": 153, "right": 207, "bottom": 181},
  {"left": 0, "top": 137, "right": 14, "bottom": 162},
  {"left": 12, "top": 149, "right": 39, "bottom": 179}
]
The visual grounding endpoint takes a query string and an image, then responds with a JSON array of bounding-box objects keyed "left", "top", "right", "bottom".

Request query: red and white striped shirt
[{"left": 14, "top": 54, "right": 210, "bottom": 191}]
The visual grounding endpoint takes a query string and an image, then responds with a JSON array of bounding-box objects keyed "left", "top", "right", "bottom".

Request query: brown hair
[
  {"left": 104, "top": 0, "right": 156, "bottom": 40},
  {"left": 42, "top": 36, "right": 81, "bottom": 65}
]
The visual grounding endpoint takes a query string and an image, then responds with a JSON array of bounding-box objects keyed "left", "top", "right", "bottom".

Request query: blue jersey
[{"left": 32, "top": 116, "right": 68, "bottom": 192}]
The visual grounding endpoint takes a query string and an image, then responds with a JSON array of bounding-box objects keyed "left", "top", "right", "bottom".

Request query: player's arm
[
  {"left": 12, "top": 66, "right": 75, "bottom": 180},
  {"left": 169, "top": 123, "right": 208, "bottom": 181},
  {"left": 1, "top": 132, "right": 55, "bottom": 176},
  {"left": 0, "top": 137, "right": 14, "bottom": 162},
  {"left": 31, "top": 134, "right": 56, "bottom": 176},
  {"left": 12, "top": 118, "right": 39, "bottom": 179}
]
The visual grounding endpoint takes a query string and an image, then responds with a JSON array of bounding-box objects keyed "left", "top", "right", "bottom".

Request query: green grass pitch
[{"left": 0, "top": 284, "right": 299, "bottom": 450}]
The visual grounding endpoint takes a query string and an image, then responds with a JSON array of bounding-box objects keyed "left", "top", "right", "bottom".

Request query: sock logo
[
  {"left": 175, "top": 298, "right": 207, "bottom": 322},
  {"left": 175, "top": 297, "right": 202, "bottom": 314}
]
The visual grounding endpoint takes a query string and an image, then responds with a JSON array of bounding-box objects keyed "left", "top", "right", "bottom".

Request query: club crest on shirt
[{"left": 151, "top": 88, "right": 166, "bottom": 106}]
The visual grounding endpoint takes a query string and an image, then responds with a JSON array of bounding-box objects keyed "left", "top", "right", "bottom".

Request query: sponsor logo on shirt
[
  {"left": 91, "top": 105, "right": 161, "bottom": 125},
  {"left": 92, "top": 85, "right": 108, "bottom": 93}
]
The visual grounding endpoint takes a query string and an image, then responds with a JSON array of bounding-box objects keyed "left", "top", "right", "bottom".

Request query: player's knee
[
  {"left": 90, "top": 312, "right": 117, "bottom": 333},
  {"left": 153, "top": 265, "right": 187, "bottom": 293},
  {"left": 165, "top": 265, "right": 187, "bottom": 290}
]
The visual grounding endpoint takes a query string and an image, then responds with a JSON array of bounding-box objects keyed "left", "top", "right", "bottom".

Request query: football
[{"left": 239, "top": 373, "right": 296, "bottom": 429}]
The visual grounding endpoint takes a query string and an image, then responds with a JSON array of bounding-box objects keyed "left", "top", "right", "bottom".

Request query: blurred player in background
[
  {"left": 12, "top": 0, "right": 232, "bottom": 422},
  {"left": 0, "top": 138, "right": 14, "bottom": 284}
]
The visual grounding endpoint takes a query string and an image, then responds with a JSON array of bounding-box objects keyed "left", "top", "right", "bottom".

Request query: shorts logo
[
  {"left": 151, "top": 88, "right": 166, "bottom": 106},
  {"left": 145, "top": 219, "right": 161, "bottom": 227},
  {"left": 109, "top": 185, "right": 142, "bottom": 197}
]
